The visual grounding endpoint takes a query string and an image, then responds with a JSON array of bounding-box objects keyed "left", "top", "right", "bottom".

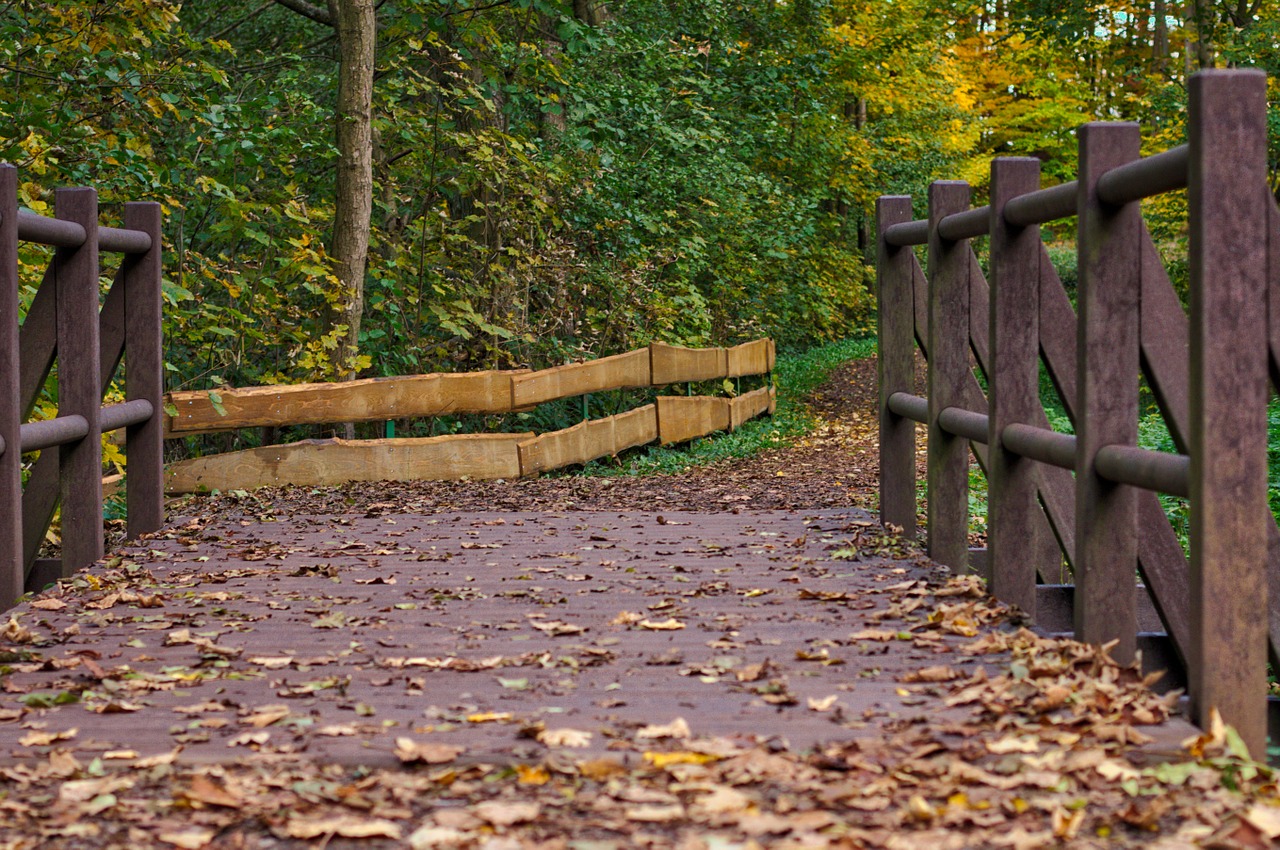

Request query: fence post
[
  {"left": 123, "top": 202, "right": 164, "bottom": 538},
  {"left": 927, "top": 181, "right": 971, "bottom": 571},
  {"left": 55, "top": 188, "right": 102, "bottom": 578},
  {"left": 1074, "top": 123, "right": 1141, "bottom": 664},
  {"left": 1187, "top": 69, "right": 1269, "bottom": 756},
  {"left": 987, "top": 158, "right": 1042, "bottom": 615},
  {"left": 0, "top": 166, "right": 19, "bottom": 607},
  {"left": 877, "top": 195, "right": 917, "bottom": 537}
]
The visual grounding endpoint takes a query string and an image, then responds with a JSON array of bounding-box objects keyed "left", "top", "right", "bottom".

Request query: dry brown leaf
[
  {"left": 474, "top": 800, "right": 540, "bottom": 826},
  {"left": 242, "top": 704, "right": 290, "bottom": 728},
  {"left": 30, "top": 598, "right": 67, "bottom": 611},
  {"left": 158, "top": 827, "right": 217, "bottom": 849},
  {"left": 538, "top": 727, "right": 592, "bottom": 748},
  {"left": 284, "top": 816, "right": 402, "bottom": 840},
  {"left": 639, "top": 618, "right": 685, "bottom": 631},
  {"left": 183, "top": 774, "right": 242, "bottom": 809},
  {"left": 636, "top": 717, "right": 691, "bottom": 740},
  {"left": 807, "top": 695, "right": 838, "bottom": 712},
  {"left": 395, "top": 738, "right": 464, "bottom": 764}
]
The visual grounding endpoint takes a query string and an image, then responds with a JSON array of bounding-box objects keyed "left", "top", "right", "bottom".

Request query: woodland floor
[{"left": 1, "top": 358, "right": 1279, "bottom": 849}]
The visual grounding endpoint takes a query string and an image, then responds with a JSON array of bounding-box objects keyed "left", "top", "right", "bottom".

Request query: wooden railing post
[
  {"left": 926, "top": 181, "right": 971, "bottom": 570},
  {"left": 1187, "top": 69, "right": 1269, "bottom": 756},
  {"left": 0, "top": 165, "right": 19, "bottom": 606},
  {"left": 987, "top": 158, "right": 1042, "bottom": 615},
  {"left": 123, "top": 202, "right": 164, "bottom": 538},
  {"left": 877, "top": 195, "right": 917, "bottom": 537},
  {"left": 1074, "top": 123, "right": 1141, "bottom": 664},
  {"left": 54, "top": 188, "right": 102, "bottom": 578}
]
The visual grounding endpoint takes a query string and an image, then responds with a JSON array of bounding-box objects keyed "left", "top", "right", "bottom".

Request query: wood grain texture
[
  {"left": 729, "top": 386, "right": 775, "bottom": 430},
  {"left": 650, "top": 342, "right": 728, "bottom": 385},
  {"left": 164, "top": 433, "right": 531, "bottom": 493},
  {"left": 511, "top": 348, "right": 650, "bottom": 407},
  {"left": 657, "top": 396, "right": 731, "bottom": 445},
  {"left": 726, "top": 340, "right": 772, "bottom": 378},
  {"left": 517, "top": 405, "right": 659, "bottom": 476},
  {"left": 165, "top": 370, "right": 529, "bottom": 435}
]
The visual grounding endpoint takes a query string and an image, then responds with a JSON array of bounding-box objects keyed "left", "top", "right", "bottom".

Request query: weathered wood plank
[
  {"left": 518, "top": 418, "right": 616, "bottom": 476},
  {"left": 726, "top": 340, "right": 772, "bottom": 378},
  {"left": 650, "top": 342, "right": 728, "bottom": 385},
  {"left": 164, "top": 434, "right": 531, "bottom": 493},
  {"left": 729, "top": 386, "right": 775, "bottom": 430},
  {"left": 0, "top": 165, "right": 20, "bottom": 608},
  {"left": 511, "top": 349, "right": 650, "bottom": 407},
  {"left": 165, "top": 371, "right": 529, "bottom": 435},
  {"left": 656, "top": 396, "right": 731, "bottom": 445},
  {"left": 612, "top": 404, "right": 659, "bottom": 453}
]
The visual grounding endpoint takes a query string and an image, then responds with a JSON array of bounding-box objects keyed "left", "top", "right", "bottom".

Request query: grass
[{"left": 577, "top": 336, "right": 878, "bottom": 477}]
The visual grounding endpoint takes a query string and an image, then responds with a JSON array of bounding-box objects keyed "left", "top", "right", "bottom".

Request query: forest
[{"left": 3, "top": 0, "right": 1279, "bottom": 398}]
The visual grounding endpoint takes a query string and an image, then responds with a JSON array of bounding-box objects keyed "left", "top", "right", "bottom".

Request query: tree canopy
[{"left": 2, "top": 0, "right": 1277, "bottom": 393}]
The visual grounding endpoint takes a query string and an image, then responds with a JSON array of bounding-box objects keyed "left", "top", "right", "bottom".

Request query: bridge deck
[{"left": 0, "top": 505, "right": 1025, "bottom": 767}]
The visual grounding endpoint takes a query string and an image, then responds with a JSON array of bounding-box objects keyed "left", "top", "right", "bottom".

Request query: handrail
[
  {"left": 100, "top": 399, "right": 154, "bottom": 432},
  {"left": 936, "top": 206, "right": 991, "bottom": 241},
  {"left": 12, "top": 209, "right": 152, "bottom": 253},
  {"left": 883, "top": 219, "right": 929, "bottom": 247},
  {"left": 19, "top": 415, "right": 89, "bottom": 453},
  {"left": 1001, "top": 181, "right": 1078, "bottom": 227},
  {"left": 886, "top": 391, "right": 928, "bottom": 423},
  {"left": 1096, "top": 144, "right": 1189, "bottom": 207},
  {"left": 1001, "top": 423, "right": 1077, "bottom": 470},
  {"left": 937, "top": 406, "right": 989, "bottom": 443},
  {"left": 1095, "top": 444, "right": 1190, "bottom": 498}
]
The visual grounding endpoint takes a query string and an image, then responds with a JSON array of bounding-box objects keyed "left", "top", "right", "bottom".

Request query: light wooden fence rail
[
  {"left": 165, "top": 340, "right": 775, "bottom": 437},
  {"left": 164, "top": 341, "right": 775, "bottom": 493}
]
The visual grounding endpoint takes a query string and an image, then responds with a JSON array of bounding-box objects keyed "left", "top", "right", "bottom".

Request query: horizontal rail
[
  {"left": 886, "top": 391, "right": 928, "bottom": 423},
  {"left": 1002, "top": 181, "right": 1078, "bottom": 228},
  {"left": 883, "top": 219, "right": 929, "bottom": 247},
  {"left": 19, "top": 415, "right": 89, "bottom": 453},
  {"left": 1095, "top": 444, "right": 1190, "bottom": 498},
  {"left": 166, "top": 339, "right": 775, "bottom": 436},
  {"left": 1001, "top": 423, "right": 1077, "bottom": 470},
  {"left": 936, "top": 206, "right": 991, "bottom": 241},
  {"left": 937, "top": 406, "right": 989, "bottom": 443},
  {"left": 13, "top": 209, "right": 152, "bottom": 253},
  {"left": 100, "top": 399, "right": 154, "bottom": 432},
  {"left": 1096, "top": 144, "right": 1189, "bottom": 207}
]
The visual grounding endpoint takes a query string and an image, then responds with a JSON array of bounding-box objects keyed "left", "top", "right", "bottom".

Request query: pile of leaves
[{"left": 1, "top": 576, "right": 1278, "bottom": 849}]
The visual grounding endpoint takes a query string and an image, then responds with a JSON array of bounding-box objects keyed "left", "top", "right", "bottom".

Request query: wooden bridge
[{"left": 0, "top": 67, "right": 1275, "bottom": 773}]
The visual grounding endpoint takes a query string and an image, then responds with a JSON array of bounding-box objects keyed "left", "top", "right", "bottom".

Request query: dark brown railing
[
  {"left": 0, "top": 165, "right": 164, "bottom": 608},
  {"left": 877, "top": 69, "right": 1277, "bottom": 754}
]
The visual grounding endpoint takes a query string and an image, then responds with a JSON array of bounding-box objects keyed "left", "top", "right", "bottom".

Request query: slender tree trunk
[
  {"left": 1154, "top": 0, "right": 1169, "bottom": 72},
  {"left": 330, "top": 0, "right": 375, "bottom": 388}
]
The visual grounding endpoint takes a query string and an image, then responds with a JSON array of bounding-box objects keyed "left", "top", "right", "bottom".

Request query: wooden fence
[
  {"left": 164, "top": 340, "right": 775, "bottom": 492},
  {"left": 0, "top": 166, "right": 165, "bottom": 606},
  {"left": 876, "top": 69, "right": 1277, "bottom": 754}
]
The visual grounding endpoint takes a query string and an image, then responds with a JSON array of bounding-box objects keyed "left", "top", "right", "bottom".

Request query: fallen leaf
[
  {"left": 159, "top": 827, "right": 217, "bottom": 849},
  {"left": 474, "top": 800, "right": 541, "bottom": 826},
  {"left": 807, "top": 695, "right": 839, "bottom": 712},
  {"left": 538, "top": 727, "right": 592, "bottom": 748},
  {"left": 395, "top": 738, "right": 464, "bottom": 764},
  {"left": 637, "top": 717, "right": 691, "bottom": 740},
  {"left": 284, "top": 816, "right": 402, "bottom": 840},
  {"left": 639, "top": 618, "right": 685, "bottom": 631}
]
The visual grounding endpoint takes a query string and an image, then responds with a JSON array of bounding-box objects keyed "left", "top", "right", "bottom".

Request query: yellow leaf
[
  {"left": 466, "top": 712, "right": 513, "bottom": 724},
  {"left": 516, "top": 764, "right": 550, "bottom": 785},
  {"left": 644, "top": 751, "right": 718, "bottom": 768}
]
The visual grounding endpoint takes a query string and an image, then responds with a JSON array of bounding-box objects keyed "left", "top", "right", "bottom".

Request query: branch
[
  {"left": 270, "top": 0, "right": 333, "bottom": 27},
  {"left": 209, "top": 0, "right": 276, "bottom": 41}
]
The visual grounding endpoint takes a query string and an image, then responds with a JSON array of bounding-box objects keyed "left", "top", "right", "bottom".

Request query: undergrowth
[{"left": 577, "top": 336, "right": 877, "bottom": 477}]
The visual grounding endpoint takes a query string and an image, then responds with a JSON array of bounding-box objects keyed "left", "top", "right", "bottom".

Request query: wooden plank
[
  {"left": 0, "top": 165, "right": 19, "bottom": 608},
  {"left": 55, "top": 187, "right": 103, "bottom": 577},
  {"left": 926, "top": 180, "right": 971, "bottom": 572},
  {"left": 729, "top": 386, "right": 775, "bottom": 430},
  {"left": 767, "top": 340, "right": 776, "bottom": 372},
  {"left": 122, "top": 202, "right": 164, "bottom": 538},
  {"left": 656, "top": 396, "right": 731, "bottom": 445},
  {"left": 165, "top": 370, "right": 529, "bottom": 435},
  {"left": 511, "top": 348, "right": 650, "bottom": 407},
  {"left": 650, "top": 342, "right": 728, "bottom": 385},
  {"left": 878, "top": 195, "right": 919, "bottom": 539},
  {"left": 518, "top": 418, "right": 613, "bottom": 476},
  {"left": 726, "top": 340, "right": 772, "bottom": 378},
  {"left": 1187, "top": 70, "right": 1269, "bottom": 756},
  {"left": 613, "top": 404, "right": 658, "bottom": 453},
  {"left": 987, "top": 157, "right": 1043, "bottom": 617},
  {"left": 164, "top": 433, "right": 532, "bottom": 493}
]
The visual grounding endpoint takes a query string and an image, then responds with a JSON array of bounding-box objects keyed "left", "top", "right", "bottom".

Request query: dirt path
[{"left": 0, "top": 357, "right": 1275, "bottom": 849}]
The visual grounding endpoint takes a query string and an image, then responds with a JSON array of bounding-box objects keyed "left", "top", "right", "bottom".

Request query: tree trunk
[
  {"left": 1153, "top": 0, "right": 1169, "bottom": 72},
  {"left": 330, "top": 0, "right": 375, "bottom": 388}
]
